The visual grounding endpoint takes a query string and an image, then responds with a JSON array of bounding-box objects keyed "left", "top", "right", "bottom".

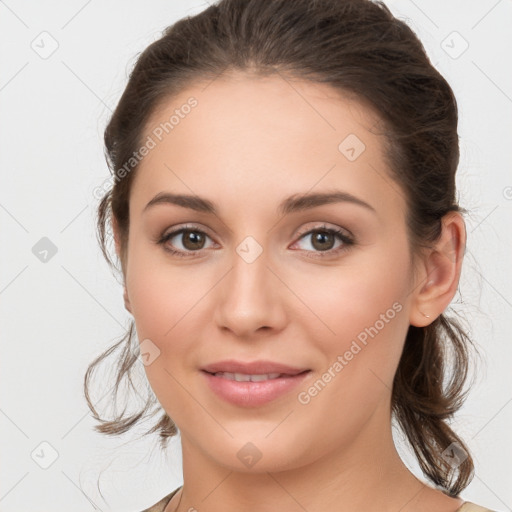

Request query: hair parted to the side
[{"left": 84, "top": 0, "right": 480, "bottom": 496}]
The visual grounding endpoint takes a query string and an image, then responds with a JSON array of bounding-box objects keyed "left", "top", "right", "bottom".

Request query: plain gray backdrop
[{"left": 1, "top": 0, "right": 511, "bottom": 510}]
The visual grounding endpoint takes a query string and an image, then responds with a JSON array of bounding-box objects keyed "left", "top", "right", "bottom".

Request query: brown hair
[{"left": 85, "top": 0, "right": 480, "bottom": 496}]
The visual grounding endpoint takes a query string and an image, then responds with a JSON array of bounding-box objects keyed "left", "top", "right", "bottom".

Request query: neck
[{"left": 168, "top": 400, "right": 460, "bottom": 512}]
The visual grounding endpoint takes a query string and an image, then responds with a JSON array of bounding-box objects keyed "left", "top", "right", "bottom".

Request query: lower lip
[{"left": 201, "top": 370, "right": 311, "bottom": 407}]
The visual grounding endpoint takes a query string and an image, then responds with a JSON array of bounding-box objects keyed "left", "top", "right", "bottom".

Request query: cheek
[
  {"left": 126, "top": 239, "right": 204, "bottom": 338},
  {"left": 125, "top": 242, "right": 219, "bottom": 376},
  {"left": 304, "top": 258, "right": 408, "bottom": 340},
  {"left": 294, "top": 243, "right": 412, "bottom": 388},
  {"left": 124, "top": 247, "right": 209, "bottom": 419},
  {"left": 290, "top": 257, "right": 410, "bottom": 435}
]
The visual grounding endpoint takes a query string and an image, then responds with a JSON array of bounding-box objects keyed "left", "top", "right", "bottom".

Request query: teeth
[{"left": 214, "top": 372, "right": 282, "bottom": 381}]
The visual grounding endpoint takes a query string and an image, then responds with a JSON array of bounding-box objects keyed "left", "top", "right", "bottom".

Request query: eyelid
[
  {"left": 293, "top": 221, "right": 353, "bottom": 240},
  {"left": 289, "top": 223, "right": 355, "bottom": 258},
  {"left": 156, "top": 223, "right": 217, "bottom": 256},
  {"left": 160, "top": 222, "right": 215, "bottom": 240},
  {"left": 157, "top": 221, "right": 355, "bottom": 258}
]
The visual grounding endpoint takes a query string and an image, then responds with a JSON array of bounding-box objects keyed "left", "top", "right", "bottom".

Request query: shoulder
[
  {"left": 139, "top": 486, "right": 182, "bottom": 512},
  {"left": 139, "top": 492, "right": 499, "bottom": 512},
  {"left": 457, "top": 501, "right": 500, "bottom": 512}
]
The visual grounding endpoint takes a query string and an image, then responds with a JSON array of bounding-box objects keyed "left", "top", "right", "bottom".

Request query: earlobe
[
  {"left": 409, "top": 212, "right": 466, "bottom": 327},
  {"left": 410, "top": 277, "right": 437, "bottom": 327}
]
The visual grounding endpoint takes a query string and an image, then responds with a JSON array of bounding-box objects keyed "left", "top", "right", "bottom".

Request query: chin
[{"left": 197, "top": 433, "right": 313, "bottom": 474}]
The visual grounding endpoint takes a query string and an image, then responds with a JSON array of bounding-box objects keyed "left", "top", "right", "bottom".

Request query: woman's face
[{"left": 121, "top": 73, "right": 422, "bottom": 471}]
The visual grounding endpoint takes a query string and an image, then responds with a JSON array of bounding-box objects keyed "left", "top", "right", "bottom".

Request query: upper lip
[{"left": 201, "top": 360, "right": 310, "bottom": 376}]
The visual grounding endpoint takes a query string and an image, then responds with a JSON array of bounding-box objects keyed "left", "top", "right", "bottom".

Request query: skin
[{"left": 113, "top": 72, "right": 467, "bottom": 512}]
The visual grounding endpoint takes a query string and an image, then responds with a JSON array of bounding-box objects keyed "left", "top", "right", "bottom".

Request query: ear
[
  {"left": 111, "top": 213, "right": 132, "bottom": 314},
  {"left": 111, "top": 213, "right": 123, "bottom": 261},
  {"left": 123, "top": 286, "right": 132, "bottom": 314},
  {"left": 409, "top": 211, "right": 466, "bottom": 327}
]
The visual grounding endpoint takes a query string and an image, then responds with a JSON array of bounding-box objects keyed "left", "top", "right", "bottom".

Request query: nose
[{"left": 213, "top": 243, "right": 287, "bottom": 339}]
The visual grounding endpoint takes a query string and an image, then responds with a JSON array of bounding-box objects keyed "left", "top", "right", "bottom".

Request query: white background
[{"left": 0, "top": 0, "right": 511, "bottom": 510}]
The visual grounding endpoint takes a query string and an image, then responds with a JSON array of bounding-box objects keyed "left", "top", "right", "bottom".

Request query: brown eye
[
  {"left": 291, "top": 224, "right": 355, "bottom": 259},
  {"left": 181, "top": 230, "right": 206, "bottom": 250},
  {"left": 310, "top": 230, "right": 336, "bottom": 251},
  {"left": 158, "top": 225, "right": 215, "bottom": 256}
]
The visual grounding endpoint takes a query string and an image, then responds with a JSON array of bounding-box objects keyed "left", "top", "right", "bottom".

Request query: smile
[
  {"left": 202, "top": 369, "right": 311, "bottom": 407},
  {"left": 210, "top": 372, "right": 283, "bottom": 381}
]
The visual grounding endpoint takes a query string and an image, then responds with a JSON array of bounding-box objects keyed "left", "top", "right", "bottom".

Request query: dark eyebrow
[
  {"left": 278, "top": 191, "right": 376, "bottom": 216},
  {"left": 143, "top": 192, "right": 216, "bottom": 214},
  {"left": 143, "top": 190, "right": 377, "bottom": 216}
]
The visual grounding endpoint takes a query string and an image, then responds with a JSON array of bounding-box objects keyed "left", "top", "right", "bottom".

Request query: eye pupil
[
  {"left": 312, "top": 231, "right": 334, "bottom": 251},
  {"left": 183, "top": 230, "right": 205, "bottom": 250}
]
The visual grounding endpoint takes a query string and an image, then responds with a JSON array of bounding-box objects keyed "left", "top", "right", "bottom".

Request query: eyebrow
[{"left": 143, "top": 190, "right": 377, "bottom": 216}]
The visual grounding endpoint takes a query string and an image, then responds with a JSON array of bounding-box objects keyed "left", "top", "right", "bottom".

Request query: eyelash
[{"left": 156, "top": 223, "right": 355, "bottom": 260}]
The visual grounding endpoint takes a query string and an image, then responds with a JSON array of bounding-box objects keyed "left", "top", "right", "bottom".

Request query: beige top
[
  {"left": 456, "top": 505, "right": 497, "bottom": 512},
  {"left": 457, "top": 504, "right": 498, "bottom": 512},
  {"left": 140, "top": 487, "right": 498, "bottom": 512}
]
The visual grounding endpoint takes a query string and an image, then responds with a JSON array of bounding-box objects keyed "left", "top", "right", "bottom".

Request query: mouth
[
  {"left": 202, "top": 370, "right": 310, "bottom": 381},
  {"left": 200, "top": 359, "right": 310, "bottom": 376},
  {"left": 200, "top": 365, "right": 312, "bottom": 407}
]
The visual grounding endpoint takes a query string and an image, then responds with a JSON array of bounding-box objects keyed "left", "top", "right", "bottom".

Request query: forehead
[
  {"left": 144, "top": 72, "right": 383, "bottom": 157},
  {"left": 130, "top": 72, "right": 405, "bottom": 223}
]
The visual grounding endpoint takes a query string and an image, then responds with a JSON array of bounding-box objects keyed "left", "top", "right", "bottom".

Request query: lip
[
  {"left": 201, "top": 359, "right": 309, "bottom": 376},
  {"left": 200, "top": 360, "right": 311, "bottom": 407}
]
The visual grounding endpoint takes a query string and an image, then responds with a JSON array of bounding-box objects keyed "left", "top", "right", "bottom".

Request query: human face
[{"left": 122, "top": 72, "right": 417, "bottom": 472}]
